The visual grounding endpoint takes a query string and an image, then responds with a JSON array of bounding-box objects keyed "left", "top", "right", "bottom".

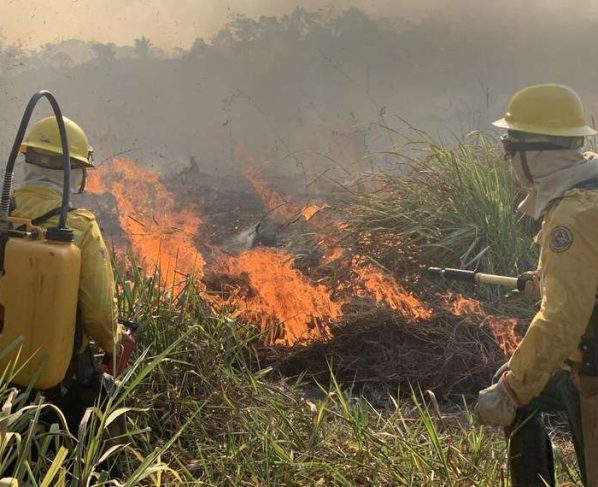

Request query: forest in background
[{"left": 0, "top": 5, "right": 597, "bottom": 187}]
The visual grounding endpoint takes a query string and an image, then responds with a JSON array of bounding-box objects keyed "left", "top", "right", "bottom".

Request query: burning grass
[
  {"left": 346, "top": 133, "right": 539, "bottom": 290},
  {"left": 89, "top": 159, "right": 205, "bottom": 289},
  {"left": 86, "top": 144, "right": 532, "bottom": 397},
  {"left": 0, "top": 133, "right": 579, "bottom": 484},
  {"left": 87, "top": 155, "right": 447, "bottom": 350},
  {"left": 212, "top": 247, "right": 343, "bottom": 344},
  {"left": 271, "top": 292, "right": 525, "bottom": 401}
]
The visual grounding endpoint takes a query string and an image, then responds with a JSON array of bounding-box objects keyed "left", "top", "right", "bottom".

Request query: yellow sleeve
[
  {"left": 77, "top": 217, "right": 121, "bottom": 352},
  {"left": 508, "top": 196, "right": 598, "bottom": 403}
]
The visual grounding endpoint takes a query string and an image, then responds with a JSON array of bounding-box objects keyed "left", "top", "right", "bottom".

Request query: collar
[{"left": 14, "top": 184, "right": 63, "bottom": 203}]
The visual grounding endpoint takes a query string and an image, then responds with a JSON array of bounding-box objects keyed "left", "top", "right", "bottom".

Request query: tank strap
[
  {"left": 31, "top": 206, "right": 78, "bottom": 226},
  {"left": 7, "top": 198, "right": 78, "bottom": 228},
  {"left": 0, "top": 234, "right": 8, "bottom": 272},
  {"left": 0, "top": 198, "right": 18, "bottom": 271},
  {"left": 61, "top": 308, "right": 86, "bottom": 392}
]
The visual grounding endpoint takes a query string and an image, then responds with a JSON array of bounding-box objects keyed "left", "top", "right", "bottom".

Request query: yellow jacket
[
  {"left": 508, "top": 188, "right": 598, "bottom": 403},
  {"left": 11, "top": 185, "right": 121, "bottom": 354}
]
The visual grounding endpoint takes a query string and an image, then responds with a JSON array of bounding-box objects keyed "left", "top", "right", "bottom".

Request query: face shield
[
  {"left": 500, "top": 131, "right": 584, "bottom": 188},
  {"left": 23, "top": 148, "right": 90, "bottom": 194},
  {"left": 23, "top": 162, "right": 87, "bottom": 195}
]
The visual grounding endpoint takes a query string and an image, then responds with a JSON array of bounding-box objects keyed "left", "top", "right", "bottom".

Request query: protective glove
[
  {"left": 505, "top": 271, "right": 541, "bottom": 300},
  {"left": 519, "top": 270, "right": 540, "bottom": 300},
  {"left": 474, "top": 371, "right": 523, "bottom": 426}
]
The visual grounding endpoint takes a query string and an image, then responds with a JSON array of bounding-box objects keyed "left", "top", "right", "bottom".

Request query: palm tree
[{"left": 134, "top": 36, "right": 153, "bottom": 58}]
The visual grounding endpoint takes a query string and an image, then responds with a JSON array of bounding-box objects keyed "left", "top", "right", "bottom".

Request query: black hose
[
  {"left": 1, "top": 90, "right": 71, "bottom": 230},
  {"left": 427, "top": 267, "right": 476, "bottom": 283}
]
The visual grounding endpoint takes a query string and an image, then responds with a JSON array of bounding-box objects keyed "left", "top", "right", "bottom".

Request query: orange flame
[
  {"left": 355, "top": 263, "right": 432, "bottom": 321},
  {"left": 486, "top": 316, "right": 520, "bottom": 355},
  {"left": 88, "top": 159, "right": 205, "bottom": 290},
  {"left": 236, "top": 149, "right": 432, "bottom": 318},
  {"left": 301, "top": 204, "right": 330, "bottom": 221},
  {"left": 89, "top": 154, "right": 509, "bottom": 352},
  {"left": 442, "top": 292, "right": 521, "bottom": 355},
  {"left": 215, "top": 248, "right": 342, "bottom": 344},
  {"left": 89, "top": 158, "right": 342, "bottom": 345},
  {"left": 450, "top": 295, "right": 484, "bottom": 316}
]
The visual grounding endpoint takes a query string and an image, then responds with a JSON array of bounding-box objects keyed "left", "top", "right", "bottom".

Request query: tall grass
[
  {"left": 0, "top": 257, "right": 579, "bottom": 485},
  {"left": 350, "top": 133, "right": 539, "bottom": 284}
]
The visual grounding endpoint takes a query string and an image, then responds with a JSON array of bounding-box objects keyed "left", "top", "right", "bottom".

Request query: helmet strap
[
  {"left": 518, "top": 151, "right": 534, "bottom": 185},
  {"left": 501, "top": 132, "right": 584, "bottom": 186},
  {"left": 77, "top": 168, "right": 87, "bottom": 194},
  {"left": 24, "top": 150, "right": 86, "bottom": 173}
]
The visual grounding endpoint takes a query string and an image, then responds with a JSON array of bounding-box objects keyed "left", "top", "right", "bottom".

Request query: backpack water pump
[{"left": 0, "top": 91, "right": 81, "bottom": 389}]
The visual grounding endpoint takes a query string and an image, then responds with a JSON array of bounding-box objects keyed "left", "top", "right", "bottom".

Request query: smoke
[
  {"left": 3, "top": 0, "right": 598, "bottom": 196},
  {"left": 4, "top": 0, "right": 597, "bottom": 50}
]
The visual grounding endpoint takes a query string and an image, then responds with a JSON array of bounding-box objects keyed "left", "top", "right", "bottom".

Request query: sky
[{"left": 0, "top": 0, "right": 403, "bottom": 50}]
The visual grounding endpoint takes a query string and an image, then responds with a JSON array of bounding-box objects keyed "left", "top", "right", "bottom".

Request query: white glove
[{"left": 474, "top": 372, "right": 522, "bottom": 427}]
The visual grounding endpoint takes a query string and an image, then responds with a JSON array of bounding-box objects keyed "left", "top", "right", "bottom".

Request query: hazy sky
[
  {"left": 0, "top": 0, "right": 526, "bottom": 50},
  {"left": 0, "top": 1, "right": 405, "bottom": 49},
  {"left": 1, "top": 0, "right": 595, "bottom": 50}
]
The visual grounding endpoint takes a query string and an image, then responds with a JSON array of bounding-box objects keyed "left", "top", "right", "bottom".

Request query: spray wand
[{"left": 426, "top": 267, "right": 530, "bottom": 292}]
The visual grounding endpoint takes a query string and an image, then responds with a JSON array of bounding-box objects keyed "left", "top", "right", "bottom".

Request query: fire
[
  {"left": 443, "top": 292, "right": 521, "bottom": 355},
  {"left": 355, "top": 263, "right": 432, "bottom": 321},
  {"left": 301, "top": 204, "right": 330, "bottom": 221},
  {"left": 449, "top": 295, "right": 484, "bottom": 316},
  {"left": 486, "top": 316, "right": 520, "bottom": 355},
  {"left": 89, "top": 158, "right": 341, "bottom": 345},
  {"left": 215, "top": 248, "right": 342, "bottom": 344},
  {"left": 87, "top": 159, "right": 205, "bottom": 290},
  {"left": 237, "top": 150, "right": 432, "bottom": 318},
  {"left": 88, "top": 152, "right": 518, "bottom": 355}
]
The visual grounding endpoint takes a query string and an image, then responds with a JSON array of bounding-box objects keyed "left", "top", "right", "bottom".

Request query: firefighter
[
  {"left": 473, "top": 84, "right": 598, "bottom": 486},
  {"left": 11, "top": 115, "right": 129, "bottom": 433}
]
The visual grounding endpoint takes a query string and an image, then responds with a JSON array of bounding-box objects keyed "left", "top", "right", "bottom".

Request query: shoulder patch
[{"left": 549, "top": 226, "right": 574, "bottom": 253}]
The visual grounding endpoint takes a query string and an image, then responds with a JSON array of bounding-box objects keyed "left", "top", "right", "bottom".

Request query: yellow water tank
[{"left": 0, "top": 220, "right": 80, "bottom": 389}]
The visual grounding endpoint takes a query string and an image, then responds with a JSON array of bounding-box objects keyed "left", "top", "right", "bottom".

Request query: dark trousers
[
  {"left": 40, "top": 347, "right": 105, "bottom": 435},
  {"left": 45, "top": 375, "right": 104, "bottom": 435},
  {"left": 496, "top": 367, "right": 585, "bottom": 486}
]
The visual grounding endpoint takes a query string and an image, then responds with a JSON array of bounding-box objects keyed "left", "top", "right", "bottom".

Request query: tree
[
  {"left": 0, "top": 42, "right": 27, "bottom": 75},
  {"left": 90, "top": 42, "right": 116, "bottom": 62},
  {"left": 188, "top": 38, "right": 208, "bottom": 59},
  {"left": 134, "top": 36, "right": 153, "bottom": 58}
]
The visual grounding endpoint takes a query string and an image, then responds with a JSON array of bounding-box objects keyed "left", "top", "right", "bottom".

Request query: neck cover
[
  {"left": 512, "top": 149, "right": 598, "bottom": 219},
  {"left": 23, "top": 163, "right": 84, "bottom": 195}
]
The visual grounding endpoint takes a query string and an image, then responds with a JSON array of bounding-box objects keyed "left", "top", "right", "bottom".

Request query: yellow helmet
[
  {"left": 493, "top": 84, "right": 597, "bottom": 137},
  {"left": 19, "top": 116, "right": 94, "bottom": 168}
]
